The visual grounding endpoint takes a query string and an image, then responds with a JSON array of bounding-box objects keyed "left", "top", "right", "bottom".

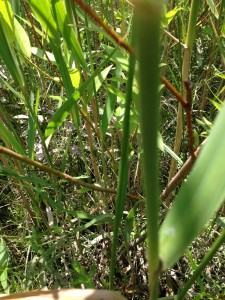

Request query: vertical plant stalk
[
  {"left": 83, "top": 9, "right": 104, "bottom": 186},
  {"left": 168, "top": 0, "right": 200, "bottom": 183},
  {"left": 135, "top": 2, "right": 161, "bottom": 299},
  {"left": 84, "top": 120, "right": 100, "bottom": 182},
  {"left": 176, "top": 228, "right": 225, "bottom": 299},
  {"left": 184, "top": 81, "right": 195, "bottom": 158},
  {"left": 109, "top": 30, "right": 136, "bottom": 290}
]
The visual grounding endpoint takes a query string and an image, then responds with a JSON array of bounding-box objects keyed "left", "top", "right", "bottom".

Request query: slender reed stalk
[
  {"left": 168, "top": 0, "right": 200, "bottom": 185},
  {"left": 109, "top": 26, "right": 136, "bottom": 290}
]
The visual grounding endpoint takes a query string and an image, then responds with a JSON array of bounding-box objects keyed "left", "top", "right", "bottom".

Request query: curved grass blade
[
  {"left": 51, "top": 0, "right": 88, "bottom": 72},
  {"left": 0, "top": 15, "right": 24, "bottom": 88},
  {"left": 0, "top": 122, "right": 25, "bottom": 155},
  {"left": 44, "top": 97, "right": 75, "bottom": 139},
  {"left": 45, "top": 51, "right": 116, "bottom": 138}
]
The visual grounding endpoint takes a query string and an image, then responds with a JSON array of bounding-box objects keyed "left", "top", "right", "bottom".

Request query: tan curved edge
[{"left": 0, "top": 289, "right": 127, "bottom": 300}]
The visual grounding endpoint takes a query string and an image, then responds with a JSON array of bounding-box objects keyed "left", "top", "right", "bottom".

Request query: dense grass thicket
[{"left": 0, "top": 0, "right": 225, "bottom": 299}]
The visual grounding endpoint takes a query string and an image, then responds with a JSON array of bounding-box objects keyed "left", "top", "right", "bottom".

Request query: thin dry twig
[
  {"left": 73, "top": 0, "right": 192, "bottom": 112},
  {"left": 162, "top": 142, "right": 204, "bottom": 201},
  {"left": 0, "top": 146, "right": 141, "bottom": 202},
  {"left": 73, "top": 0, "right": 134, "bottom": 54}
]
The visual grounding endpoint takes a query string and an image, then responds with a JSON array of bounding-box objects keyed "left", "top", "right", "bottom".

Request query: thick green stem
[{"left": 136, "top": 2, "right": 161, "bottom": 299}]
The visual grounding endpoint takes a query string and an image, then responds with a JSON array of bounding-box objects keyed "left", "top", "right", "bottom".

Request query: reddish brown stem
[
  {"left": 161, "top": 76, "right": 188, "bottom": 108},
  {"left": 72, "top": 0, "right": 190, "bottom": 113},
  {"left": 184, "top": 80, "right": 195, "bottom": 158},
  {"left": 73, "top": 0, "right": 134, "bottom": 54},
  {"left": 162, "top": 143, "right": 203, "bottom": 202}
]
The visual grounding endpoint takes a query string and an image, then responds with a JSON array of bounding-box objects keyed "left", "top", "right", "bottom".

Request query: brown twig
[
  {"left": 72, "top": 0, "right": 192, "bottom": 117},
  {"left": 162, "top": 143, "right": 204, "bottom": 201},
  {"left": 121, "top": 142, "right": 205, "bottom": 254},
  {"left": 73, "top": 0, "right": 134, "bottom": 55},
  {"left": 161, "top": 76, "right": 188, "bottom": 108},
  {"left": 0, "top": 146, "right": 141, "bottom": 202}
]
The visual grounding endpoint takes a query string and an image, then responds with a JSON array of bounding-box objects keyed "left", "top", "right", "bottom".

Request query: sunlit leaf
[
  {"left": 0, "top": 15, "right": 24, "bottom": 87},
  {"left": 69, "top": 68, "right": 81, "bottom": 89},
  {"left": 51, "top": 0, "right": 88, "bottom": 72},
  {"left": 206, "top": 0, "right": 219, "bottom": 19},
  {"left": 31, "top": 47, "right": 56, "bottom": 64},
  {"left": 162, "top": 7, "right": 180, "bottom": 28},
  {"left": 14, "top": 17, "right": 31, "bottom": 59},
  {"left": 0, "top": 238, "right": 9, "bottom": 291},
  {"left": 0, "top": 0, "right": 14, "bottom": 43},
  {"left": 44, "top": 98, "right": 74, "bottom": 138}
]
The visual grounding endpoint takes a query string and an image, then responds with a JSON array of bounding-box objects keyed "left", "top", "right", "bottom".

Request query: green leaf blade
[
  {"left": 44, "top": 98, "right": 74, "bottom": 138},
  {"left": 159, "top": 103, "right": 225, "bottom": 269},
  {"left": 0, "top": 238, "right": 9, "bottom": 292},
  {"left": 52, "top": 0, "right": 88, "bottom": 72},
  {"left": 206, "top": 0, "right": 219, "bottom": 19}
]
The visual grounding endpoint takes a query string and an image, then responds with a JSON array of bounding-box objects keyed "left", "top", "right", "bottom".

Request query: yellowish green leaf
[{"left": 69, "top": 69, "right": 81, "bottom": 89}]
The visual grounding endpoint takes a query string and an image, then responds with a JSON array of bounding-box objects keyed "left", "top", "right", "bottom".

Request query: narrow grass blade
[
  {"left": 85, "top": 65, "right": 113, "bottom": 103},
  {"left": 176, "top": 228, "right": 225, "bottom": 299},
  {"left": 45, "top": 98, "right": 75, "bottom": 139},
  {"left": 163, "top": 143, "right": 183, "bottom": 167},
  {"left": 29, "top": 0, "right": 76, "bottom": 96},
  {"left": 206, "top": 0, "right": 219, "bottom": 19},
  {"left": 28, "top": 90, "right": 40, "bottom": 159},
  {"left": 109, "top": 31, "right": 136, "bottom": 290},
  {"left": 0, "top": 122, "right": 25, "bottom": 155},
  {"left": 51, "top": 0, "right": 88, "bottom": 72},
  {"left": 160, "top": 103, "right": 225, "bottom": 269},
  {"left": 44, "top": 47, "right": 117, "bottom": 138},
  {"left": 0, "top": 15, "right": 24, "bottom": 88},
  {"left": 28, "top": 0, "right": 59, "bottom": 41}
]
